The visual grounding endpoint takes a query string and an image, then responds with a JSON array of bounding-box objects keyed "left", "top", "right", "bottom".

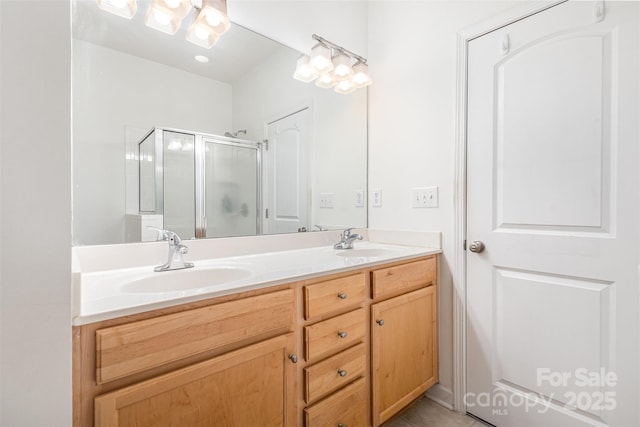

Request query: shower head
[{"left": 224, "top": 129, "right": 247, "bottom": 138}]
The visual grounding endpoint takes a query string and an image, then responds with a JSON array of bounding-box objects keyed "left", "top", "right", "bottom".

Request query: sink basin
[
  {"left": 335, "top": 248, "right": 403, "bottom": 258},
  {"left": 121, "top": 267, "right": 252, "bottom": 293}
]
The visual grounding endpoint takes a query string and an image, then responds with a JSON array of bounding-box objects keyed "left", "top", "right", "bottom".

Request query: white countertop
[{"left": 73, "top": 240, "right": 440, "bottom": 325}]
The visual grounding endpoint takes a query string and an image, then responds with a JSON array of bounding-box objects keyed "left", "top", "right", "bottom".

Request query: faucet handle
[
  {"left": 342, "top": 228, "right": 355, "bottom": 238},
  {"left": 147, "top": 227, "right": 181, "bottom": 245}
]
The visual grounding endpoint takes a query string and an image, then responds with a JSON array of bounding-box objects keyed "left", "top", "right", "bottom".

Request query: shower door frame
[
  {"left": 138, "top": 126, "right": 263, "bottom": 239},
  {"left": 195, "top": 134, "right": 263, "bottom": 238}
]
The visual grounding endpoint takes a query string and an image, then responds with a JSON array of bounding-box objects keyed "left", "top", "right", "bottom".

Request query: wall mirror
[{"left": 72, "top": 0, "right": 368, "bottom": 246}]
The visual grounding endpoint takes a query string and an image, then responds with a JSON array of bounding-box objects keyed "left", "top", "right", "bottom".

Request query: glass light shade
[
  {"left": 186, "top": 21, "right": 220, "bottom": 48},
  {"left": 145, "top": 1, "right": 182, "bottom": 34},
  {"left": 186, "top": 0, "right": 229, "bottom": 48},
  {"left": 96, "top": 0, "right": 137, "bottom": 19},
  {"left": 330, "top": 52, "right": 354, "bottom": 81},
  {"left": 352, "top": 61, "right": 372, "bottom": 88},
  {"left": 200, "top": 0, "right": 231, "bottom": 35},
  {"left": 315, "top": 73, "right": 336, "bottom": 89},
  {"left": 293, "top": 55, "right": 319, "bottom": 83},
  {"left": 310, "top": 43, "right": 334, "bottom": 73},
  {"left": 334, "top": 79, "right": 357, "bottom": 95},
  {"left": 161, "top": 0, "right": 191, "bottom": 19}
]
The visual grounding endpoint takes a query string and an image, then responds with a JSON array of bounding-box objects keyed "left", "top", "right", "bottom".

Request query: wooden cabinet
[
  {"left": 371, "top": 285, "right": 438, "bottom": 426},
  {"left": 95, "top": 334, "right": 295, "bottom": 427},
  {"left": 74, "top": 254, "right": 439, "bottom": 427}
]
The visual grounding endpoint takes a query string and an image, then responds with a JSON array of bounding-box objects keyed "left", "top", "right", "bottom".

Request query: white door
[
  {"left": 466, "top": 2, "right": 639, "bottom": 426},
  {"left": 264, "top": 108, "right": 309, "bottom": 234}
]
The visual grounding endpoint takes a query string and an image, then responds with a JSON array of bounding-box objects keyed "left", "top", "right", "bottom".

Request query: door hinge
[
  {"left": 265, "top": 208, "right": 269, "bottom": 219},
  {"left": 463, "top": 240, "right": 467, "bottom": 251},
  {"left": 263, "top": 139, "right": 269, "bottom": 151}
]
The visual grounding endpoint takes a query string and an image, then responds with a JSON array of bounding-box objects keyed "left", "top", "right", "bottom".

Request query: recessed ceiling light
[{"left": 195, "top": 55, "right": 209, "bottom": 63}]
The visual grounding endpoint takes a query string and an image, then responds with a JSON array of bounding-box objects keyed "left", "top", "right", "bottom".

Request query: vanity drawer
[
  {"left": 304, "top": 272, "right": 366, "bottom": 320},
  {"left": 95, "top": 289, "right": 293, "bottom": 384},
  {"left": 371, "top": 257, "right": 437, "bottom": 299},
  {"left": 304, "top": 308, "right": 365, "bottom": 361},
  {"left": 305, "top": 342, "right": 366, "bottom": 404},
  {"left": 305, "top": 377, "right": 367, "bottom": 427}
]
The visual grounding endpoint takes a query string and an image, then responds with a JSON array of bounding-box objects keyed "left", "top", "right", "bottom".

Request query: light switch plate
[
  {"left": 412, "top": 187, "right": 438, "bottom": 208},
  {"left": 319, "top": 192, "right": 334, "bottom": 208},
  {"left": 355, "top": 190, "right": 365, "bottom": 208},
  {"left": 371, "top": 189, "right": 382, "bottom": 207}
]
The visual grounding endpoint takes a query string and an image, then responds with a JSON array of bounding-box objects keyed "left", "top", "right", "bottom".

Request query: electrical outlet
[
  {"left": 355, "top": 190, "right": 365, "bottom": 208},
  {"left": 319, "top": 192, "right": 334, "bottom": 208},
  {"left": 412, "top": 187, "right": 438, "bottom": 208},
  {"left": 371, "top": 189, "right": 382, "bottom": 207}
]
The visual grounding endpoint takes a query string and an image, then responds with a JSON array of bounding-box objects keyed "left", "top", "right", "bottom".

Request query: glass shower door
[
  {"left": 162, "top": 130, "right": 196, "bottom": 239},
  {"left": 203, "top": 140, "right": 259, "bottom": 238}
]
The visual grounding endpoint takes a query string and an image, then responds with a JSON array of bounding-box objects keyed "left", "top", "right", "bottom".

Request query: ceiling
[{"left": 72, "top": 0, "right": 288, "bottom": 83}]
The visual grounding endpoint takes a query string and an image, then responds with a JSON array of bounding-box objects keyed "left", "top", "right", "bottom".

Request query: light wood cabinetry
[
  {"left": 95, "top": 334, "right": 295, "bottom": 427},
  {"left": 372, "top": 286, "right": 439, "bottom": 426},
  {"left": 73, "top": 254, "right": 438, "bottom": 427}
]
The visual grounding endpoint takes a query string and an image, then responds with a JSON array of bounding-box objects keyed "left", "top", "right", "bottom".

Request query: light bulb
[
  {"left": 110, "top": 0, "right": 127, "bottom": 8},
  {"left": 163, "top": 0, "right": 181, "bottom": 8},
  {"left": 315, "top": 73, "right": 336, "bottom": 89},
  {"left": 293, "top": 55, "right": 319, "bottom": 83},
  {"left": 310, "top": 43, "right": 334, "bottom": 73},
  {"left": 205, "top": 10, "right": 224, "bottom": 27},
  {"left": 195, "top": 26, "right": 210, "bottom": 40},
  {"left": 335, "top": 79, "right": 357, "bottom": 95},
  {"left": 331, "top": 52, "right": 353, "bottom": 81},
  {"left": 154, "top": 9, "right": 171, "bottom": 25},
  {"left": 351, "top": 61, "right": 372, "bottom": 87}
]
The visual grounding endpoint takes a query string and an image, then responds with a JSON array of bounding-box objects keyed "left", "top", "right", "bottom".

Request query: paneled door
[
  {"left": 264, "top": 107, "right": 310, "bottom": 234},
  {"left": 466, "top": 1, "right": 639, "bottom": 426}
]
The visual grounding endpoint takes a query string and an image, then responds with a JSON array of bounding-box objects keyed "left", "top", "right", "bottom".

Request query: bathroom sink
[
  {"left": 335, "top": 248, "right": 403, "bottom": 258},
  {"left": 121, "top": 267, "right": 252, "bottom": 293}
]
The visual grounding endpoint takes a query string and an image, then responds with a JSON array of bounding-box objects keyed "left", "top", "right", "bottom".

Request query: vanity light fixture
[
  {"left": 97, "top": 0, "right": 137, "bottom": 19},
  {"left": 96, "top": 0, "right": 230, "bottom": 48},
  {"left": 294, "top": 34, "right": 371, "bottom": 95}
]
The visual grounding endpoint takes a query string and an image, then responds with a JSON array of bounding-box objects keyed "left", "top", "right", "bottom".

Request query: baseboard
[{"left": 425, "top": 384, "right": 454, "bottom": 410}]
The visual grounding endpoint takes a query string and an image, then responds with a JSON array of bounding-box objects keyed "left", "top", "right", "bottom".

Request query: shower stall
[{"left": 129, "top": 127, "right": 261, "bottom": 241}]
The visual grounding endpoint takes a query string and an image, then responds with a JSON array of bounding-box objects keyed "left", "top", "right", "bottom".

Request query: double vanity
[{"left": 72, "top": 230, "right": 440, "bottom": 426}]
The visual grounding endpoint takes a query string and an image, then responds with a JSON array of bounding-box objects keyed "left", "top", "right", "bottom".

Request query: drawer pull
[
  {"left": 337, "top": 292, "right": 347, "bottom": 299},
  {"left": 338, "top": 424, "right": 347, "bottom": 427},
  {"left": 376, "top": 319, "right": 385, "bottom": 326},
  {"left": 337, "top": 331, "right": 348, "bottom": 339},
  {"left": 288, "top": 354, "right": 298, "bottom": 363},
  {"left": 337, "top": 369, "right": 348, "bottom": 377}
]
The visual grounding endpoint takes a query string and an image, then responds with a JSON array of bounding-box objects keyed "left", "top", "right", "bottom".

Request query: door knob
[{"left": 469, "top": 240, "right": 485, "bottom": 253}]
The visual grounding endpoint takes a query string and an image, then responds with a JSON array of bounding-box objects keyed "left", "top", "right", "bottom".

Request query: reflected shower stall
[{"left": 129, "top": 127, "right": 261, "bottom": 241}]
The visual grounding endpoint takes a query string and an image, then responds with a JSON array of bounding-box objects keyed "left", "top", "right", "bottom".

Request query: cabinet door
[
  {"left": 95, "top": 334, "right": 296, "bottom": 427},
  {"left": 371, "top": 286, "right": 438, "bottom": 426}
]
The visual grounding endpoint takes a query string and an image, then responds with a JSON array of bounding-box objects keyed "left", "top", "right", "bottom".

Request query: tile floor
[{"left": 385, "top": 397, "right": 489, "bottom": 427}]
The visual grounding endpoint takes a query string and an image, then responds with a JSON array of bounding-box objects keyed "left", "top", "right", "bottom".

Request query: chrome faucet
[
  {"left": 149, "top": 227, "right": 194, "bottom": 272},
  {"left": 334, "top": 228, "right": 363, "bottom": 250}
]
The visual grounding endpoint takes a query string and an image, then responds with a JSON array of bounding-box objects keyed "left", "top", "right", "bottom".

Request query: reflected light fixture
[
  {"left": 294, "top": 34, "right": 371, "bottom": 95},
  {"left": 96, "top": 0, "right": 230, "bottom": 48}
]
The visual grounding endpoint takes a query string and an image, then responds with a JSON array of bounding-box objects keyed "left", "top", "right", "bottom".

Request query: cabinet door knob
[
  {"left": 376, "top": 319, "right": 385, "bottom": 326},
  {"left": 337, "top": 331, "right": 347, "bottom": 338},
  {"left": 338, "top": 424, "right": 347, "bottom": 427},
  {"left": 338, "top": 369, "right": 348, "bottom": 377},
  {"left": 337, "top": 292, "right": 347, "bottom": 299},
  {"left": 288, "top": 354, "right": 298, "bottom": 363}
]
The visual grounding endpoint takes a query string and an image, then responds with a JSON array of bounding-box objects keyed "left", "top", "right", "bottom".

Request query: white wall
[
  {"left": 0, "top": 1, "right": 72, "bottom": 425},
  {"left": 232, "top": 47, "right": 368, "bottom": 230},
  {"left": 73, "top": 40, "right": 232, "bottom": 245},
  {"left": 229, "top": 0, "right": 368, "bottom": 56},
  {"left": 367, "top": 0, "right": 527, "bottom": 405}
]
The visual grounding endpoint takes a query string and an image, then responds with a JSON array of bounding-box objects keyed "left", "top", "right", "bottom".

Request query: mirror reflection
[{"left": 72, "top": 0, "right": 368, "bottom": 246}]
